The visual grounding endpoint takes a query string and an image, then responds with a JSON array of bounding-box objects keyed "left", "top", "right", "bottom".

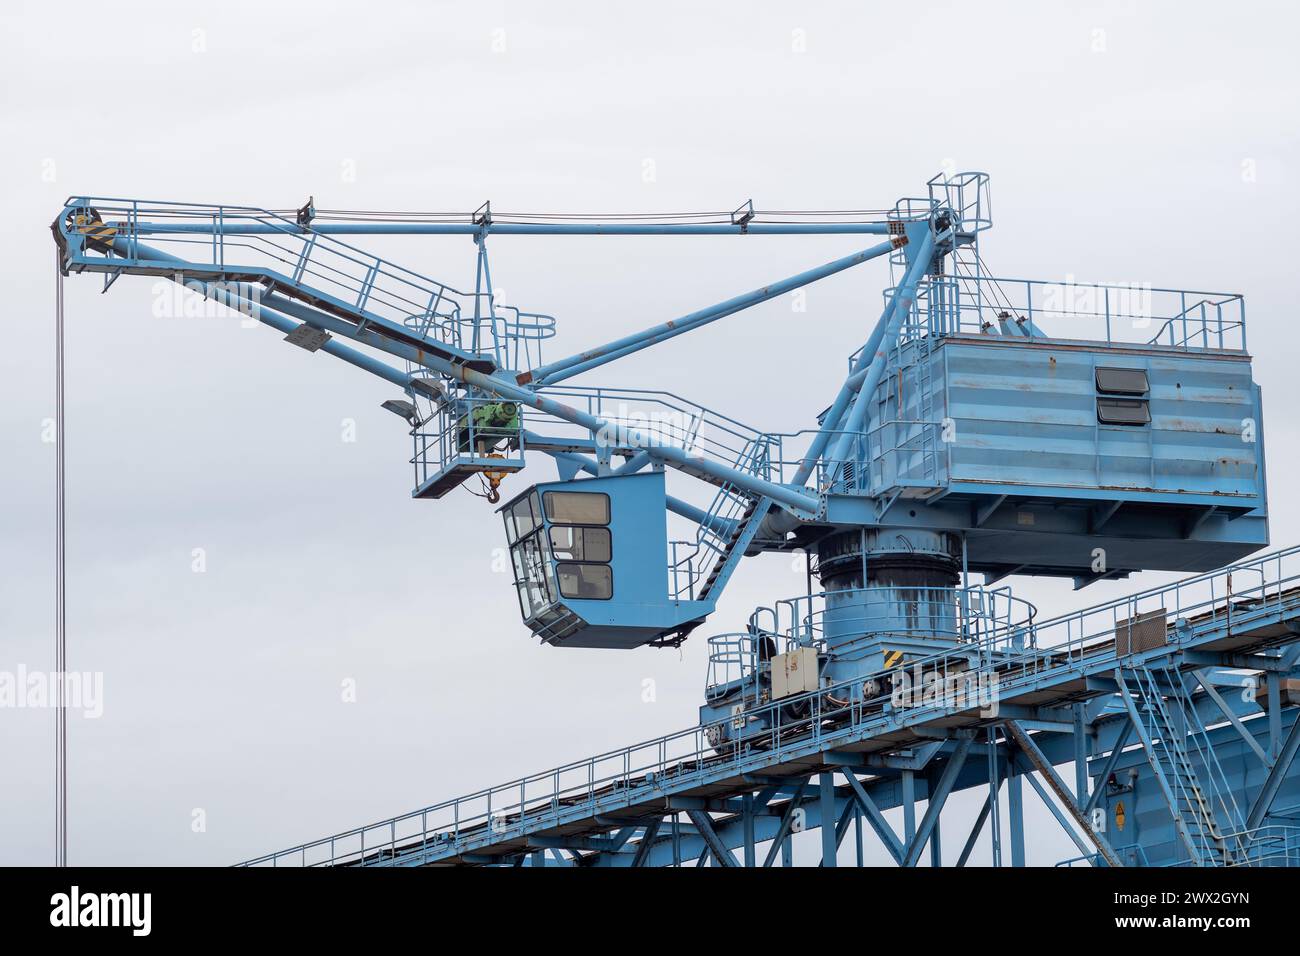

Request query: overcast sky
[{"left": 3, "top": 0, "right": 1299, "bottom": 866}]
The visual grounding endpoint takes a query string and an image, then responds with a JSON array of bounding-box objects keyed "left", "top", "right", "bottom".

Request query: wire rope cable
[{"left": 54, "top": 249, "right": 68, "bottom": 867}]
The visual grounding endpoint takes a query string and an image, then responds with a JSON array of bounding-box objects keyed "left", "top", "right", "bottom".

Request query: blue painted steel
[
  {"left": 826, "top": 229, "right": 937, "bottom": 469},
  {"left": 121, "top": 221, "right": 898, "bottom": 237},
  {"left": 236, "top": 544, "right": 1300, "bottom": 867},
  {"left": 527, "top": 237, "right": 902, "bottom": 386},
  {"left": 52, "top": 172, "right": 1299, "bottom": 867},
  {"left": 500, "top": 472, "right": 711, "bottom": 648}
]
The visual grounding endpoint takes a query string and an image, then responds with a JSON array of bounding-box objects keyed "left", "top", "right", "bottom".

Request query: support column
[
  {"left": 1008, "top": 769, "right": 1025, "bottom": 867},
  {"left": 820, "top": 773, "right": 838, "bottom": 867},
  {"left": 901, "top": 770, "right": 917, "bottom": 848},
  {"left": 987, "top": 728, "right": 1003, "bottom": 867},
  {"left": 855, "top": 809, "right": 864, "bottom": 867},
  {"left": 1268, "top": 673, "right": 1283, "bottom": 761},
  {"left": 1074, "top": 704, "right": 1090, "bottom": 807},
  {"left": 742, "top": 795, "right": 756, "bottom": 868}
]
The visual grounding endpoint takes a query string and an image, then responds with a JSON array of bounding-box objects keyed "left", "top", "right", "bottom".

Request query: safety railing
[
  {"left": 1125, "top": 665, "right": 1245, "bottom": 864},
  {"left": 59, "top": 197, "right": 550, "bottom": 370},
  {"left": 411, "top": 394, "right": 523, "bottom": 495},
  {"left": 668, "top": 437, "right": 772, "bottom": 601},
  {"left": 704, "top": 632, "right": 771, "bottom": 702},
  {"left": 522, "top": 385, "right": 788, "bottom": 602},
  {"left": 1227, "top": 825, "right": 1300, "bottom": 867},
  {"left": 1145, "top": 296, "right": 1245, "bottom": 351},
  {"left": 535, "top": 385, "right": 782, "bottom": 482},
  {"left": 234, "top": 628, "right": 1057, "bottom": 866},
  {"left": 924, "top": 274, "right": 1246, "bottom": 352},
  {"left": 744, "top": 585, "right": 1037, "bottom": 653},
  {"left": 433, "top": 304, "right": 556, "bottom": 372},
  {"left": 885, "top": 193, "right": 940, "bottom": 272},
  {"left": 239, "top": 545, "right": 1300, "bottom": 868},
  {"left": 1157, "top": 825, "right": 1300, "bottom": 868},
  {"left": 927, "top": 171, "right": 993, "bottom": 235},
  {"left": 668, "top": 538, "right": 703, "bottom": 603},
  {"left": 1013, "top": 545, "right": 1300, "bottom": 674},
  {"left": 1055, "top": 844, "right": 1152, "bottom": 867},
  {"left": 704, "top": 584, "right": 1037, "bottom": 703},
  {"left": 241, "top": 659, "right": 1013, "bottom": 867},
  {"left": 819, "top": 419, "right": 949, "bottom": 497}
]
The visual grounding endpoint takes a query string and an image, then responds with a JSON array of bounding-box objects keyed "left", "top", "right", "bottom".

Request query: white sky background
[{"left": 2, "top": 0, "right": 1298, "bottom": 866}]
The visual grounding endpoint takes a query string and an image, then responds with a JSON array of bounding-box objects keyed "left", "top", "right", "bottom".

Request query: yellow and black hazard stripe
[
  {"left": 74, "top": 212, "right": 118, "bottom": 252},
  {"left": 61, "top": 207, "right": 118, "bottom": 254},
  {"left": 883, "top": 649, "right": 905, "bottom": 669}
]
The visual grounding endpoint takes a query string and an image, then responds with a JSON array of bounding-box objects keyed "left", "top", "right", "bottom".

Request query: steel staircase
[
  {"left": 670, "top": 432, "right": 781, "bottom": 600},
  {"left": 1116, "top": 665, "right": 1243, "bottom": 866},
  {"left": 660, "top": 493, "right": 772, "bottom": 646},
  {"left": 698, "top": 497, "right": 773, "bottom": 602}
]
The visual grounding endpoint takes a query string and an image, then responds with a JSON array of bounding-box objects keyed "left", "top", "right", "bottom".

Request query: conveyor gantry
[{"left": 239, "top": 546, "right": 1300, "bottom": 868}]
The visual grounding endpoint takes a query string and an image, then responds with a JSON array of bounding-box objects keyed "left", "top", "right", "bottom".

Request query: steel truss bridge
[{"left": 240, "top": 546, "right": 1300, "bottom": 868}]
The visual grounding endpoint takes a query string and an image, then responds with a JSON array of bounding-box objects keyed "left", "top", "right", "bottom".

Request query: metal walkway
[{"left": 240, "top": 545, "right": 1300, "bottom": 867}]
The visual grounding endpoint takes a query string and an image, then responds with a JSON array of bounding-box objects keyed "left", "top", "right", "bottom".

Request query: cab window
[
  {"left": 543, "top": 491, "right": 613, "bottom": 601},
  {"left": 557, "top": 563, "right": 613, "bottom": 600},
  {"left": 543, "top": 491, "right": 610, "bottom": 524}
]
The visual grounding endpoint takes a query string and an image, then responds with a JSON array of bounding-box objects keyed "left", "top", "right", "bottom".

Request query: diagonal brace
[
  {"left": 685, "top": 809, "right": 740, "bottom": 868},
  {"left": 902, "top": 736, "right": 973, "bottom": 867},
  {"left": 524, "top": 238, "right": 902, "bottom": 386},
  {"left": 1006, "top": 721, "right": 1122, "bottom": 867}
]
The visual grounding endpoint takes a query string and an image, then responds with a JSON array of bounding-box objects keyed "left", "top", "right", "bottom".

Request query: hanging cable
[{"left": 54, "top": 249, "right": 67, "bottom": 867}]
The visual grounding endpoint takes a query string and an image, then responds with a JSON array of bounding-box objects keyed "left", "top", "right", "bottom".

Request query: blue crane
[{"left": 53, "top": 173, "right": 1300, "bottom": 866}]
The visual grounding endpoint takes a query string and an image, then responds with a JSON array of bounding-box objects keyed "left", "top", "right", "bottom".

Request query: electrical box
[
  {"left": 773, "top": 646, "right": 819, "bottom": 699},
  {"left": 1115, "top": 608, "right": 1168, "bottom": 656}
]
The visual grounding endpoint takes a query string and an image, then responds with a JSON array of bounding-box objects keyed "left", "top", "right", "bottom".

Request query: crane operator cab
[{"left": 500, "top": 471, "right": 713, "bottom": 648}]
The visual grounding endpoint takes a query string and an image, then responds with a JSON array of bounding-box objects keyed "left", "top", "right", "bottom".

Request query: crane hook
[{"left": 482, "top": 454, "right": 507, "bottom": 504}]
